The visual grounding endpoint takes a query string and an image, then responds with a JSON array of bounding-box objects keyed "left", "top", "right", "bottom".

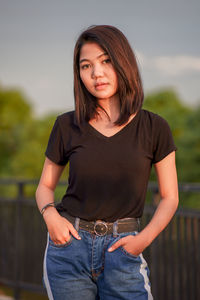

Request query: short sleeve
[
  {"left": 152, "top": 116, "right": 177, "bottom": 164},
  {"left": 45, "top": 118, "right": 68, "bottom": 165}
]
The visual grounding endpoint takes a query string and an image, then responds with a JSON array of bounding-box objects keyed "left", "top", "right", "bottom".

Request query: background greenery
[{"left": 0, "top": 84, "right": 200, "bottom": 208}]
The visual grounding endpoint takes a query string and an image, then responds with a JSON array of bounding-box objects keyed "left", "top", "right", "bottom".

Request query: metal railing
[{"left": 0, "top": 179, "right": 200, "bottom": 300}]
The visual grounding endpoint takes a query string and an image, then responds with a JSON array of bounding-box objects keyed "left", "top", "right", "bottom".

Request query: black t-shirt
[{"left": 45, "top": 109, "right": 177, "bottom": 222}]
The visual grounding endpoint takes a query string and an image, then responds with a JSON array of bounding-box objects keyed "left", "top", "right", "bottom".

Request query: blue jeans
[{"left": 43, "top": 228, "right": 153, "bottom": 300}]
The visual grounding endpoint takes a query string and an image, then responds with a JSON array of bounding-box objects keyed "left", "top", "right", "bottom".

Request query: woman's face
[{"left": 79, "top": 42, "right": 118, "bottom": 101}]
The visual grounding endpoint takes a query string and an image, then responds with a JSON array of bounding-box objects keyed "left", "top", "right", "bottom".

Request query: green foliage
[
  {"left": 143, "top": 88, "right": 200, "bottom": 183},
  {"left": 0, "top": 85, "right": 67, "bottom": 180},
  {"left": 0, "top": 86, "right": 32, "bottom": 174},
  {"left": 143, "top": 88, "right": 191, "bottom": 135},
  {"left": 10, "top": 115, "right": 57, "bottom": 178},
  {"left": 177, "top": 107, "right": 200, "bottom": 182}
]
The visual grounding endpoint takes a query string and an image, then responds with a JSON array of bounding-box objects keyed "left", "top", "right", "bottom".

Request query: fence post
[{"left": 14, "top": 182, "right": 24, "bottom": 300}]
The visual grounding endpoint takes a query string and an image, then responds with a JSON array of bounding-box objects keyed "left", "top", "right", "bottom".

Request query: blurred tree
[
  {"left": 9, "top": 113, "right": 69, "bottom": 198},
  {"left": 0, "top": 85, "right": 32, "bottom": 176},
  {"left": 10, "top": 114, "right": 57, "bottom": 178},
  {"left": 143, "top": 88, "right": 191, "bottom": 134},
  {"left": 177, "top": 107, "right": 200, "bottom": 182},
  {"left": 143, "top": 88, "right": 200, "bottom": 183},
  {"left": 0, "top": 84, "right": 68, "bottom": 182}
]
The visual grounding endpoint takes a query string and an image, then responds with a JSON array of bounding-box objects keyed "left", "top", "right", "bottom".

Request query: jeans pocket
[
  {"left": 120, "top": 245, "right": 140, "bottom": 259},
  {"left": 49, "top": 234, "right": 73, "bottom": 249},
  {"left": 118, "top": 231, "right": 140, "bottom": 259}
]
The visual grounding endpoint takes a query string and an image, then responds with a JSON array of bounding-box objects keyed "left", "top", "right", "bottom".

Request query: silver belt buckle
[{"left": 94, "top": 220, "right": 108, "bottom": 236}]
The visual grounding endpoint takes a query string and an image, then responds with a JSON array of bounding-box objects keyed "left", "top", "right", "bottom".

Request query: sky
[{"left": 0, "top": 0, "right": 200, "bottom": 116}]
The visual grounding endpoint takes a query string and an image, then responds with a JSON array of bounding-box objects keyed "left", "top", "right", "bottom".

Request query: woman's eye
[
  {"left": 103, "top": 58, "right": 111, "bottom": 64},
  {"left": 80, "top": 64, "right": 90, "bottom": 70}
]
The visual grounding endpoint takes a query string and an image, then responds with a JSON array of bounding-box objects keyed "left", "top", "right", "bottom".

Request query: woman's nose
[{"left": 91, "top": 63, "right": 104, "bottom": 78}]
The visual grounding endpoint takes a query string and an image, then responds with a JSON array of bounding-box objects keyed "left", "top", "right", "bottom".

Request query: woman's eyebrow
[{"left": 79, "top": 52, "right": 108, "bottom": 64}]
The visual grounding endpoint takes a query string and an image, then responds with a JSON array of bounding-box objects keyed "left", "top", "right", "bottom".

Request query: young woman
[{"left": 36, "top": 25, "right": 179, "bottom": 300}]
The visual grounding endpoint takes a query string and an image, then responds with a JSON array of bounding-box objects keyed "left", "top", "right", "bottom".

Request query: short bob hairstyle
[{"left": 73, "top": 25, "right": 144, "bottom": 126}]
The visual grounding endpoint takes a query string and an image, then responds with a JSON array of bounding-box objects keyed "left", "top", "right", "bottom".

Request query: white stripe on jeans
[
  {"left": 139, "top": 254, "right": 153, "bottom": 300},
  {"left": 43, "top": 233, "right": 54, "bottom": 300}
]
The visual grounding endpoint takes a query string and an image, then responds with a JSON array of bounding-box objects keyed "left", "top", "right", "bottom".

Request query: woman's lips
[{"left": 95, "top": 83, "right": 108, "bottom": 90}]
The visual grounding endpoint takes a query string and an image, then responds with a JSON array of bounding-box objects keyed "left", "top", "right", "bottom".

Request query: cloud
[
  {"left": 153, "top": 55, "right": 200, "bottom": 75},
  {"left": 135, "top": 51, "right": 200, "bottom": 76}
]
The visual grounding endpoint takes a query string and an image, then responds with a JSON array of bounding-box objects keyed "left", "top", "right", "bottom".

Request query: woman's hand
[
  {"left": 108, "top": 233, "right": 146, "bottom": 256},
  {"left": 43, "top": 207, "right": 81, "bottom": 245}
]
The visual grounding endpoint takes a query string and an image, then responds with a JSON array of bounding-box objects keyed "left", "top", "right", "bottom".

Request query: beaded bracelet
[{"left": 40, "top": 202, "right": 55, "bottom": 215}]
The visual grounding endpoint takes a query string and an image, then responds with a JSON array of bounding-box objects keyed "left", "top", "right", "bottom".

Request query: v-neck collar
[{"left": 86, "top": 110, "right": 141, "bottom": 140}]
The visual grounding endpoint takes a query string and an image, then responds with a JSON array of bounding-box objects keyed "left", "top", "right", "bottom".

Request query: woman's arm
[
  {"left": 108, "top": 151, "right": 179, "bottom": 255},
  {"left": 35, "top": 157, "right": 81, "bottom": 244},
  {"left": 36, "top": 157, "right": 65, "bottom": 212}
]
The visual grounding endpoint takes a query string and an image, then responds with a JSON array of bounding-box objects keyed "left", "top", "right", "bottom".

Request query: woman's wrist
[
  {"left": 42, "top": 206, "right": 58, "bottom": 219},
  {"left": 135, "top": 230, "right": 152, "bottom": 251},
  {"left": 40, "top": 202, "right": 55, "bottom": 215}
]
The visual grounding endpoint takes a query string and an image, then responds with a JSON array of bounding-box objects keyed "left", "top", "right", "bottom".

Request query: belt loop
[
  {"left": 137, "top": 218, "right": 140, "bottom": 232},
  {"left": 113, "top": 220, "right": 118, "bottom": 237},
  {"left": 74, "top": 217, "right": 80, "bottom": 231}
]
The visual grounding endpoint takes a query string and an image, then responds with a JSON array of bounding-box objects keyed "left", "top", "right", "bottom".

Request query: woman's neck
[{"left": 96, "top": 94, "right": 120, "bottom": 123}]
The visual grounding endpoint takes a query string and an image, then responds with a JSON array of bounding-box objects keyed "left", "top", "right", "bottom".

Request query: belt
[{"left": 59, "top": 211, "right": 140, "bottom": 236}]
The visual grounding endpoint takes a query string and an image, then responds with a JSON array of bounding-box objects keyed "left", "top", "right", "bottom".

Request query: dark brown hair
[{"left": 73, "top": 25, "right": 144, "bottom": 125}]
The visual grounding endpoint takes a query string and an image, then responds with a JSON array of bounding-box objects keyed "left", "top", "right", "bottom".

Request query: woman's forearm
[
  {"left": 35, "top": 157, "right": 65, "bottom": 214},
  {"left": 35, "top": 184, "right": 55, "bottom": 212},
  {"left": 139, "top": 196, "right": 179, "bottom": 248}
]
